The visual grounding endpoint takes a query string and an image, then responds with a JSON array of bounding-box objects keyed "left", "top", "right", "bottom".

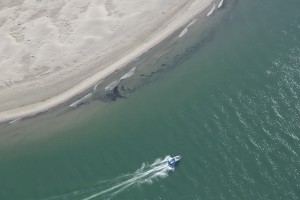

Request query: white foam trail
[
  {"left": 43, "top": 156, "right": 172, "bottom": 200},
  {"left": 83, "top": 157, "right": 170, "bottom": 200},
  {"left": 207, "top": 4, "right": 216, "bottom": 16},
  {"left": 120, "top": 67, "right": 136, "bottom": 80},
  {"left": 218, "top": 0, "right": 224, "bottom": 8},
  {"left": 179, "top": 27, "right": 188, "bottom": 38},
  {"left": 93, "top": 81, "right": 103, "bottom": 91},
  {"left": 178, "top": 19, "right": 197, "bottom": 38},
  {"left": 69, "top": 93, "right": 92, "bottom": 107},
  {"left": 9, "top": 118, "right": 22, "bottom": 124},
  {"left": 187, "top": 19, "right": 196, "bottom": 27},
  {"left": 151, "top": 155, "right": 171, "bottom": 166},
  {"left": 105, "top": 80, "right": 120, "bottom": 91}
]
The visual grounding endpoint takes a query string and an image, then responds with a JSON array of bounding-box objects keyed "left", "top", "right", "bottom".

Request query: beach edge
[{"left": 0, "top": 0, "right": 214, "bottom": 123}]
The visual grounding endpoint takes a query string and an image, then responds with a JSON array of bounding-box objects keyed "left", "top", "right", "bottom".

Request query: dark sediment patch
[
  {"left": 92, "top": 0, "right": 234, "bottom": 104},
  {"left": 95, "top": 31, "right": 217, "bottom": 102},
  {"left": 99, "top": 86, "right": 125, "bottom": 102}
]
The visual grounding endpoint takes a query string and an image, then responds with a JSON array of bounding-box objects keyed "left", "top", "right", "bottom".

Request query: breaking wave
[
  {"left": 105, "top": 80, "right": 120, "bottom": 91},
  {"left": 120, "top": 67, "right": 136, "bottom": 80},
  {"left": 179, "top": 19, "right": 197, "bottom": 38},
  {"left": 218, "top": 0, "right": 224, "bottom": 8},
  {"left": 69, "top": 93, "right": 93, "bottom": 107},
  {"left": 207, "top": 3, "right": 216, "bottom": 17}
]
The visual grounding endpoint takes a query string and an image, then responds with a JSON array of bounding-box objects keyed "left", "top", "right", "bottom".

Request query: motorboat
[{"left": 167, "top": 155, "right": 181, "bottom": 170}]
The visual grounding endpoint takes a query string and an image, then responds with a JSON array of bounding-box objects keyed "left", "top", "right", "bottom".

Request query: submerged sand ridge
[{"left": 0, "top": 0, "right": 214, "bottom": 123}]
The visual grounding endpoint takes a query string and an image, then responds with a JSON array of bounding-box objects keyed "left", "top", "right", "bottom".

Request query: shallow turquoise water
[{"left": 0, "top": 0, "right": 300, "bottom": 199}]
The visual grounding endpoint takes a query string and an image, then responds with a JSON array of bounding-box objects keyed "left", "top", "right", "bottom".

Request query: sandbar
[{"left": 0, "top": 0, "right": 214, "bottom": 123}]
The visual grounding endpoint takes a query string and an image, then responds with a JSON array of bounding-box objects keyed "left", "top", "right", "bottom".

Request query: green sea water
[{"left": 1, "top": 0, "right": 300, "bottom": 199}]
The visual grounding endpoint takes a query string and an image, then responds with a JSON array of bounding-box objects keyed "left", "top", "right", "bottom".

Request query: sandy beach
[{"left": 0, "top": 0, "right": 214, "bottom": 123}]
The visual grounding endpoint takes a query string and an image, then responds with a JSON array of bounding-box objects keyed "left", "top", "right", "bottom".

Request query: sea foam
[
  {"left": 69, "top": 93, "right": 93, "bottom": 107},
  {"left": 218, "top": 0, "right": 224, "bottom": 8},
  {"left": 207, "top": 4, "right": 216, "bottom": 16},
  {"left": 179, "top": 19, "right": 197, "bottom": 38},
  {"left": 120, "top": 67, "right": 136, "bottom": 80}
]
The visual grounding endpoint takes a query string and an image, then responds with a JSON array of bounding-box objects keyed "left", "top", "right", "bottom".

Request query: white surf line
[
  {"left": 179, "top": 19, "right": 197, "bottom": 38},
  {"left": 103, "top": 67, "right": 136, "bottom": 92},
  {"left": 93, "top": 80, "right": 103, "bottom": 91},
  {"left": 69, "top": 93, "right": 93, "bottom": 107},
  {"left": 218, "top": 0, "right": 224, "bottom": 8},
  {"left": 105, "top": 80, "right": 120, "bottom": 91},
  {"left": 120, "top": 67, "right": 136, "bottom": 80},
  {"left": 179, "top": 27, "right": 188, "bottom": 38},
  {"left": 9, "top": 117, "right": 22, "bottom": 124},
  {"left": 207, "top": 3, "right": 216, "bottom": 16}
]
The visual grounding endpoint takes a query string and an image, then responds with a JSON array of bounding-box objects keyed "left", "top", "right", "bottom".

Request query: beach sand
[{"left": 0, "top": 0, "right": 213, "bottom": 123}]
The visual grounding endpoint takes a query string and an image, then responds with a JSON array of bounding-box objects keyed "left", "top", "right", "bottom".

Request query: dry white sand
[{"left": 0, "top": 0, "right": 213, "bottom": 123}]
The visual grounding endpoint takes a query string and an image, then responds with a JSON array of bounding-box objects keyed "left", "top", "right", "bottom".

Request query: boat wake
[{"left": 44, "top": 156, "right": 172, "bottom": 200}]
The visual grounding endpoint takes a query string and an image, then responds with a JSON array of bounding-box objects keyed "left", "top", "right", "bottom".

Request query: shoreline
[{"left": 0, "top": 0, "right": 216, "bottom": 123}]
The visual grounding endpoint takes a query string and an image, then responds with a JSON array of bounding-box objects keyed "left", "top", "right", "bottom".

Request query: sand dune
[{"left": 0, "top": 0, "right": 213, "bottom": 123}]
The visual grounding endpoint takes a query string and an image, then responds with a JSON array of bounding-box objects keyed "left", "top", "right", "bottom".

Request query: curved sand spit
[{"left": 0, "top": 0, "right": 213, "bottom": 123}]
